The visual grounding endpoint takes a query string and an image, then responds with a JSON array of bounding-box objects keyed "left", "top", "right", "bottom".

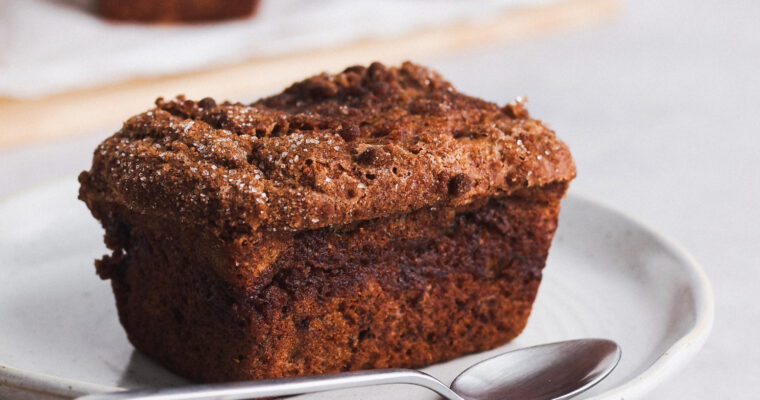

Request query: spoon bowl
[
  {"left": 78, "top": 339, "right": 620, "bottom": 400},
  {"left": 452, "top": 339, "right": 621, "bottom": 400}
]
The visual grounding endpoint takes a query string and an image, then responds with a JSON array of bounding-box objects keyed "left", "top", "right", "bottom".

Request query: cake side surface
[
  {"left": 90, "top": 183, "right": 565, "bottom": 382},
  {"left": 79, "top": 62, "right": 575, "bottom": 243}
]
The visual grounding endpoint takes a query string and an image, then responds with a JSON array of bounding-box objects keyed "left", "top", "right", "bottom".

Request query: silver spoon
[{"left": 78, "top": 339, "right": 620, "bottom": 400}]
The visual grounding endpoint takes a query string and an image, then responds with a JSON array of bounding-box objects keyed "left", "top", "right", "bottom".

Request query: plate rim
[
  {"left": 0, "top": 181, "right": 714, "bottom": 399},
  {"left": 572, "top": 192, "right": 715, "bottom": 400}
]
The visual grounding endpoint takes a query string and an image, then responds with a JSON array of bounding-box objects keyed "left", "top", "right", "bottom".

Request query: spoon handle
[{"left": 76, "top": 369, "right": 465, "bottom": 400}]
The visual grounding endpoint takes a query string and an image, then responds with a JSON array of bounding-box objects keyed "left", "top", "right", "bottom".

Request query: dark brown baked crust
[
  {"left": 81, "top": 62, "right": 574, "bottom": 240},
  {"left": 79, "top": 62, "right": 575, "bottom": 382},
  {"left": 97, "top": 0, "right": 261, "bottom": 23}
]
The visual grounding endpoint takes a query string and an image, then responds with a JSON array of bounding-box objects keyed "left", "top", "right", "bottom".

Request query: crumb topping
[{"left": 80, "top": 62, "right": 575, "bottom": 236}]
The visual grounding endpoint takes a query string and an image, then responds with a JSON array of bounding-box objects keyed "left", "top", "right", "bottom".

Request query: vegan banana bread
[
  {"left": 79, "top": 61, "right": 576, "bottom": 382},
  {"left": 97, "top": 0, "right": 261, "bottom": 23}
]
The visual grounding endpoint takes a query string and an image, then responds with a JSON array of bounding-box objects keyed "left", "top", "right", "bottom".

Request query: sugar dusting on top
[{"left": 80, "top": 62, "right": 575, "bottom": 236}]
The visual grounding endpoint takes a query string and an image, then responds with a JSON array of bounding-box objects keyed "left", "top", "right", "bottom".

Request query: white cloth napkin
[{"left": 0, "top": 0, "right": 551, "bottom": 99}]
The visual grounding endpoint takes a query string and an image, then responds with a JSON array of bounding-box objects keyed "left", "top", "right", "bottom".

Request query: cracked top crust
[{"left": 79, "top": 62, "right": 575, "bottom": 237}]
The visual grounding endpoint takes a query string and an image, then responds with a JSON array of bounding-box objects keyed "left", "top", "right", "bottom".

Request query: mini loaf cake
[
  {"left": 97, "top": 0, "right": 261, "bottom": 23},
  {"left": 79, "top": 62, "right": 575, "bottom": 382}
]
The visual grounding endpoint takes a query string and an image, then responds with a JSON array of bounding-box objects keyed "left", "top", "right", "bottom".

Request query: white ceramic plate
[{"left": 0, "top": 178, "right": 713, "bottom": 400}]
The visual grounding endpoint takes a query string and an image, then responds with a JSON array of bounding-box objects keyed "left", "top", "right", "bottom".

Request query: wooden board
[{"left": 0, "top": 0, "right": 619, "bottom": 148}]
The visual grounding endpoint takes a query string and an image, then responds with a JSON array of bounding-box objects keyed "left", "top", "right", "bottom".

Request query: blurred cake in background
[
  {"left": 0, "top": 0, "right": 619, "bottom": 147},
  {"left": 97, "top": 0, "right": 261, "bottom": 22}
]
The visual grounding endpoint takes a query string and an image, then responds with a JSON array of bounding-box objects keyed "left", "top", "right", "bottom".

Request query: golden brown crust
[{"left": 79, "top": 62, "right": 575, "bottom": 240}]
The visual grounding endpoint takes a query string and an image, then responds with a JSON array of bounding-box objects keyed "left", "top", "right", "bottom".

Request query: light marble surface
[{"left": 1, "top": 0, "right": 757, "bottom": 397}]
